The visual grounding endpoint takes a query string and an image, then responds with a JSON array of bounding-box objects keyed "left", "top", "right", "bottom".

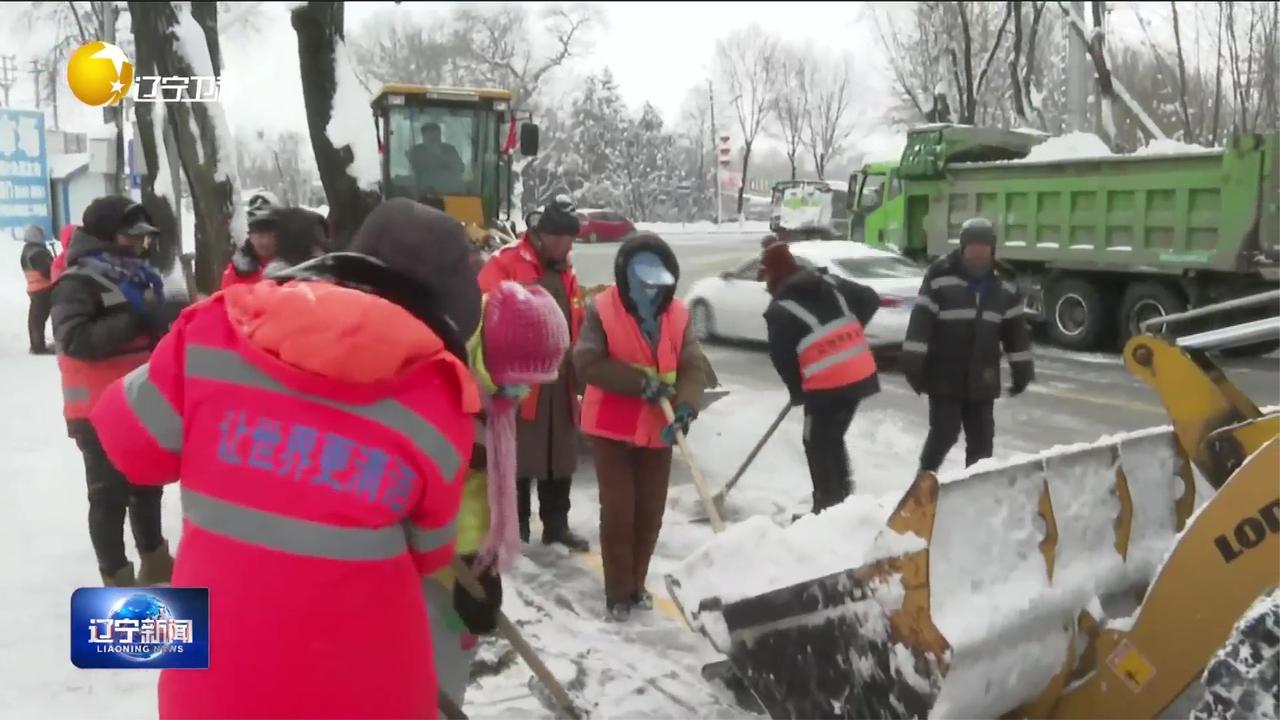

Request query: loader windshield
[{"left": 388, "top": 104, "right": 481, "bottom": 200}]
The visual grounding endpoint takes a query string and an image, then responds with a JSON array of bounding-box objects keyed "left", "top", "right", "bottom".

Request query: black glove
[
  {"left": 661, "top": 402, "right": 697, "bottom": 445},
  {"left": 640, "top": 376, "right": 676, "bottom": 404},
  {"left": 1008, "top": 378, "right": 1029, "bottom": 397},
  {"left": 452, "top": 554, "right": 503, "bottom": 636}
]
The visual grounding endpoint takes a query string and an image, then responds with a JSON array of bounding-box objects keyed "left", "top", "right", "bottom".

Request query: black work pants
[
  {"left": 803, "top": 400, "right": 859, "bottom": 514},
  {"left": 28, "top": 288, "right": 51, "bottom": 351},
  {"left": 919, "top": 396, "right": 995, "bottom": 473},
  {"left": 75, "top": 428, "right": 165, "bottom": 576},
  {"left": 517, "top": 477, "right": 572, "bottom": 533}
]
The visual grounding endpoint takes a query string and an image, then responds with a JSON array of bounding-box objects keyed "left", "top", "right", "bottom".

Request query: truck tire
[
  {"left": 1046, "top": 277, "right": 1114, "bottom": 351},
  {"left": 1119, "top": 282, "right": 1187, "bottom": 345}
]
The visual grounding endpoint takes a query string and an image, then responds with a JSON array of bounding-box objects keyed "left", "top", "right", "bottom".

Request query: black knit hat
[
  {"left": 532, "top": 195, "right": 581, "bottom": 237},
  {"left": 959, "top": 217, "right": 997, "bottom": 247},
  {"left": 82, "top": 196, "right": 157, "bottom": 243}
]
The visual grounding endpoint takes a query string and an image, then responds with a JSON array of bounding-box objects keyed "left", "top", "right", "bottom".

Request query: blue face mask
[{"left": 626, "top": 252, "right": 673, "bottom": 340}]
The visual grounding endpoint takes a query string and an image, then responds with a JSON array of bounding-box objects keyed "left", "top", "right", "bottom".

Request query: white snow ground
[{"left": 0, "top": 257, "right": 1110, "bottom": 718}]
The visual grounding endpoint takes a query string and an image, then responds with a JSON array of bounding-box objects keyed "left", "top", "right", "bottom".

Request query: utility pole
[
  {"left": 49, "top": 64, "right": 59, "bottom": 129},
  {"left": 0, "top": 55, "right": 17, "bottom": 107},
  {"left": 1066, "top": 0, "right": 1089, "bottom": 133},
  {"left": 29, "top": 59, "right": 42, "bottom": 109},
  {"left": 708, "top": 79, "right": 721, "bottom": 225},
  {"left": 102, "top": 1, "right": 125, "bottom": 194}
]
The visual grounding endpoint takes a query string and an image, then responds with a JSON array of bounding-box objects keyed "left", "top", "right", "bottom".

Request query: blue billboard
[{"left": 0, "top": 109, "right": 52, "bottom": 244}]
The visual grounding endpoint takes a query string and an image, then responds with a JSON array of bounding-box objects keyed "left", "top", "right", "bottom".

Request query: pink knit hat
[
  {"left": 483, "top": 281, "right": 570, "bottom": 387},
  {"left": 474, "top": 281, "right": 570, "bottom": 572}
]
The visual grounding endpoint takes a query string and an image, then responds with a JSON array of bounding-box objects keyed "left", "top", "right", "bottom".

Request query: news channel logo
[
  {"left": 66, "top": 40, "right": 222, "bottom": 107},
  {"left": 70, "top": 587, "right": 209, "bottom": 669}
]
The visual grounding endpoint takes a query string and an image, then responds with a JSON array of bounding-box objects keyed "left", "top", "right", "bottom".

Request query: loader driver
[
  {"left": 760, "top": 241, "right": 883, "bottom": 514},
  {"left": 409, "top": 123, "right": 465, "bottom": 195},
  {"left": 901, "top": 217, "right": 1036, "bottom": 472}
]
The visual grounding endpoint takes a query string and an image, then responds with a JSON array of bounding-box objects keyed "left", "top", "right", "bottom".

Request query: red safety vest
[
  {"left": 579, "top": 286, "right": 688, "bottom": 448},
  {"left": 55, "top": 267, "right": 152, "bottom": 420},
  {"left": 776, "top": 276, "right": 877, "bottom": 392},
  {"left": 477, "top": 236, "right": 584, "bottom": 421}
]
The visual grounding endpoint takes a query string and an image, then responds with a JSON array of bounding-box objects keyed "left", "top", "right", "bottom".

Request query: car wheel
[
  {"left": 690, "top": 301, "right": 716, "bottom": 342},
  {"left": 1046, "top": 276, "right": 1116, "bottom": 351}
]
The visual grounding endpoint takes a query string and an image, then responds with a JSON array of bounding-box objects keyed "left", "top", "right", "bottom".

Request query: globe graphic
[{"left": 108, "top": 593, "right": 174, "bottom": 661}]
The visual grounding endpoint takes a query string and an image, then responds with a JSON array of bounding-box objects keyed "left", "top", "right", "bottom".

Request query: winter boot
[
  {"left": 517, "top": 478, "right": 532, "bottom": 543},
  {"left": 542, "top": 522, "right": 590, "bottom": 553},
  {"left": 101, "top": 562, "right": 137, "bottom": 587},
  {"left": 631, "top": 589, "right": 654, "bottom": 611},
  {"left": 606, "top": 601, "right": 632, "bottom": 623},
  {"left": 540, "top": 478, "right": 589, "bottom": 552},
  {"left": 138, "top": 541, "right": 174, "bottom": 586}
]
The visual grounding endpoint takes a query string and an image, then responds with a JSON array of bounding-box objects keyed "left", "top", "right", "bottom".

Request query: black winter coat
[
  {"left": 50, "top": 231, "right": 167, "bottom": 434},
  {"left": 764, "top": 268, "right": 881, "bottom": 407},
  {"left": 900, "top": 250, "right": 1034, "bottom": 400},
  {"left": 20, "top": 241, "right": 53, "bottom": 281}
]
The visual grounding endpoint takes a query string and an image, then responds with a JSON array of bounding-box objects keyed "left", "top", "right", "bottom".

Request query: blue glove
[
  {"left": 661, "top": 403, "right": 697, "bottom": 446},
  {"left": 119, "top": 266, "right": 165, "bottom": 321},
  {"left": 641, "top": 376, "right": 676, "bottom": 404}
]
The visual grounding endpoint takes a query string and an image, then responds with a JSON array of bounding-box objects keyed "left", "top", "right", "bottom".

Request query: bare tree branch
[
  {"left": 1169, "top": 1, "right": 1195, "bottom": 141},
  {"left": 67, "top": 1, "right": 89, "bottom": 42},
  {"left": 974, "top": 0, "right": 1013, "bottom": 103},
  {"left": 956, "top": 2, "right": 976, "bottom": 123}
]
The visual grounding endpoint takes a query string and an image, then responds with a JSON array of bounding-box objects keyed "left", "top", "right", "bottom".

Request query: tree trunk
[
  {"left": 130, "top": 0, "right": 241, "bottom": 295},
  {"left": 1010, "top": 1, "right": 1028, "bottom": 125},
  {"left": 292, "top": 1, "right": 381, "bottom": 249},
  {"left": 957, "top": 2, "right": 976, "bottom": 125},
  {"left": 1169, "top": 1, "right": 1194, "bottom": 142},
  {"left": 1211, "top": 1, "right": 1225, "bottom": 143},
  {"left": 129, "top": 8, "right": 179, "bottom": 274},
  {"left": 736, "top": 142, "right": 752, "bottom": 218}
]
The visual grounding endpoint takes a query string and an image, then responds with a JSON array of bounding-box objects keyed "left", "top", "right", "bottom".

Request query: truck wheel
[
  {"left": 1119, "top": 282, "right": 1187, "bottom": 344},
  {"left": 1046, "top": 277, "right": 1114, "bottom": 351}
]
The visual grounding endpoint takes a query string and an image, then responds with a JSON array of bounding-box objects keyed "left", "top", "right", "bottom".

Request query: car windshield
[
  {"left": 387, "top": 104, "right": 480, "bottom": 199},
  {"left": 832, "top": 255, "right": 922, "bottom": 279}
]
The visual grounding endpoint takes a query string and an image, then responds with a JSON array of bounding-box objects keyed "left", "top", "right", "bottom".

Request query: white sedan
[{"left": 684, "top": 241, "right": 926, "bottom": 348}]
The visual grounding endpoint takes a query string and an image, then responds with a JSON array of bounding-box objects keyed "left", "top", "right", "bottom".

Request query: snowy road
[{"left": 2, "top": 234, "right": 1276, "bottom": 719}]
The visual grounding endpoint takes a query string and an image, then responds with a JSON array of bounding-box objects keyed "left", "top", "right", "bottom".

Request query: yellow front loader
[{"left": 666, "top": 290, "right": 1280, "bottom": 719}]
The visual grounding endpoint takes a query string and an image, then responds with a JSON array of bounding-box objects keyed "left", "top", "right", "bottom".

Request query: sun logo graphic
[{"left": 66, "top": 41, "right": 134, "bottom": 107}]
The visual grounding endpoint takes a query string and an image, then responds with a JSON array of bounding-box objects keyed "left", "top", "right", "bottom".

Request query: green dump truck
[{"left": 848, "top": 125, "right": 1280, "bottom": 353}]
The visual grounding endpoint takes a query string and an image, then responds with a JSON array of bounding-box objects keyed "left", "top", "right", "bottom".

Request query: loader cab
[{"left": 372, "top": 84, "right": 539, "bottom": 242}]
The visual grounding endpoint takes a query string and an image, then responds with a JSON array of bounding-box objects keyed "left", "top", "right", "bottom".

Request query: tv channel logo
[{"left": 70, "top": 587, "right": 209, "bottom": 669}]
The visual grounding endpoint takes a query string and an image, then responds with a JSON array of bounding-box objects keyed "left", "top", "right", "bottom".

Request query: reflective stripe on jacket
[
  {"left": 477, "top": 237, "right": 584, "bottom": 421},
  {"left": 775, "top": 275, "right": 877, "bottom": 391},
  {"left": 87, "top": 279, "right": 479, "bottom": 720},
  {"left": 26, "top": 269, "right": 52, "bottom": 292},
  {"left": 579, "top": 285, "right": 688, "bottom": 448}
]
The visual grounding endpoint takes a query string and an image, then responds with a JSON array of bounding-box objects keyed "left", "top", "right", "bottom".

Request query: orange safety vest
[
  {"left": 775, "top": 276, "right": 877, "bottom": 392},
  {"left": 55, "top": 267, "right": 152, "bottom": 420},
  {"left": 26, "top": 270, "right": 52, "bottom": 293},
  {"left": 579, "top": 286, "right": 688, "bottom": 448}
]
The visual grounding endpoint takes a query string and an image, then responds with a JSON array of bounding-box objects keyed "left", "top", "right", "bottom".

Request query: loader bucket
[{"left": 666, "top": 427, "right": 1198, "bottom": 719}]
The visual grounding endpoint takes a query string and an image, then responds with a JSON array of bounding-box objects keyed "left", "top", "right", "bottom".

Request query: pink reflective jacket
[{"left": 91, "top": 279, "right": 480, "bottom": 719}]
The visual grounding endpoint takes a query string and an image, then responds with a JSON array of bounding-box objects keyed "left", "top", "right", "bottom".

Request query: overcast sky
[{"left": 0, "top": 1, "right": 1151, "bottom": 148}]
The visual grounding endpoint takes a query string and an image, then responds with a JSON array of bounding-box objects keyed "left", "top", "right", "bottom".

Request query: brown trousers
[{"left": 592, "top": 437, "right": 673, "bottom": 604}]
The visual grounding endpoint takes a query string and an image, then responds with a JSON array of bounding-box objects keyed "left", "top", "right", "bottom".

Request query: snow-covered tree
[
  {"left": 130, "top": 0, "right": 245, "bottom": 295},
  {"left": 804, "top": 55, "right": 858, "bottom": 180},
  {"left": 615, "top": 103, "right": 676, "bottom": 220},
  {"left": 771, "top": 46, "right": 812, "bottom": 180},
  {"left": 716, "top": 24, "right": 781, "bottom": 219},
  {"left": 292, "top": 1, "right": 381, "bottom": 249},
  {"left": 235, "top": 130, "right": 319, "bottom": 208}
]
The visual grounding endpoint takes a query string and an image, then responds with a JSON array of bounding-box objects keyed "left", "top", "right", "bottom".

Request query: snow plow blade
[{"left": 667, "top": 427, "right": 1202, "bottom": 719}]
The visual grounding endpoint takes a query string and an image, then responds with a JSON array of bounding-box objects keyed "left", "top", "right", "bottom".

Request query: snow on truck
[
  {"left": 846, "top": 125, "right": 1280, "bottom": 355},
  {"left": 371, "top": 84, "right": 540, "bottom": 251},
  {"left": 666, "top": 293, "right": 1280, "bottom": 719}
]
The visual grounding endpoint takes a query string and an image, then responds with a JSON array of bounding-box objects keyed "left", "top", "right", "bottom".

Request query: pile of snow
[
  {"left": 666, "top": 495, "right": 923, "bottom": 650},
  {"left": 1132, "top": 138, "right": 1221, "bottom": 157},
  {"left": 326, "top": 41, "right": 381, "bottom": 191},
  {"left": 1017, "top": 131, "right": 1114, "bottom": 163}
]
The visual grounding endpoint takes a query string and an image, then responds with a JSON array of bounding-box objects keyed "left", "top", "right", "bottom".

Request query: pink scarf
[{"left": 474, "top": 392, "right": 520, "bottom": 573}]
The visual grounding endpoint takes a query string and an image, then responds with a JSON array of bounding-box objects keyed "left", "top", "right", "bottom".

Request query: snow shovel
[
  {"left": 450, "top": 557, "right": 584, "bottom": 720},
  {"left": 660, "top": 398, "right": 726, "bottom": 533},
  {"left": 705, "top": 401, "right": 792, "bottom": 518}
]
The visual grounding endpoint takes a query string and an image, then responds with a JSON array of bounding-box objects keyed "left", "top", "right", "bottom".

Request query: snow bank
[
  {"left": 634, "top": 220, "right": 771, "bottom": 236},
  {"left": 326, "top": 41, "right": 381, "bottom": 191},
  {"left": 1017, "top": 131, "right": 1114, "bottom": 163},
  {"left": 1132, "top": 138, "right": 1221, "bottom": 157}
]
